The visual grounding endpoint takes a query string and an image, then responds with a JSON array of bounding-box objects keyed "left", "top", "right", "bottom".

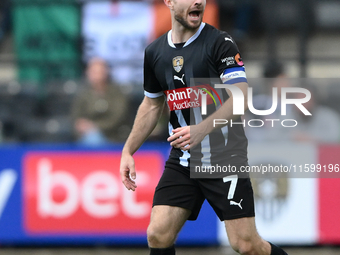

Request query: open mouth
[{"left": 189, "top": 10, "right": 201, "bottom": 19}]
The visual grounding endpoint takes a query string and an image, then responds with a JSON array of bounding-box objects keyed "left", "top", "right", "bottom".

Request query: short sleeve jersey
[{"left": 143, "top": 23, "right": 248, "bottom": 168}]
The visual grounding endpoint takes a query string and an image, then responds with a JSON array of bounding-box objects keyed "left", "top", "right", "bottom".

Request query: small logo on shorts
[{"left": 230, "top": 199, "right": 243, "bottom": 209}]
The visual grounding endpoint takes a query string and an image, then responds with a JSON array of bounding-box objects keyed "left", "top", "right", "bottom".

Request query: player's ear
[{"left": 164, "top": 0, "right": 173, "bottom": 10}]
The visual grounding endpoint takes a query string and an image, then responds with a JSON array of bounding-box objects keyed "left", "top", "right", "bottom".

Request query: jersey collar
[{"left": 167, "top": 22, "right": 206, "bottom": 48}]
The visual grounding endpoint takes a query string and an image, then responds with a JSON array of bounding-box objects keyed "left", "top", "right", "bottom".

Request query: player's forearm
[
  {"left": 122, "top": 96, "right": 165, "bottom": 156},
  {"left": 198, "top": 82, "right": 248, "bottom": 135}
]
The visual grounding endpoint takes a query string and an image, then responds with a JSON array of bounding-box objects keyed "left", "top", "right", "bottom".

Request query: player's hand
[
  {"left": 167, "top": 125, "right": 206, "bottom": 151},
  {"left": 120, "top": 153, "right": 137, "bottom": 191}
]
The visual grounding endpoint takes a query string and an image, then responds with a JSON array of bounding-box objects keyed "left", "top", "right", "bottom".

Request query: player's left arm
[{"left": 168, "top": 33, "right": 248, "bottom": 150}]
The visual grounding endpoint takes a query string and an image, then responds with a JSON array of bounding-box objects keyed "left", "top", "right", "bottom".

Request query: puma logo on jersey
[
  {"left": 225, "top": 37, "right": 233, "bottom": 44},
  {"left": 230, "top": 199, "right": 243, "bottom": 209},
  {"left": 174, "top": 74, "right": 185, "bottom": 85}
]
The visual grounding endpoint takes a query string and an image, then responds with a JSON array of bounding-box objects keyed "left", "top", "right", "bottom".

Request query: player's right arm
[{"left": 120, "top": 95, "right": 165, "bottom": 191}]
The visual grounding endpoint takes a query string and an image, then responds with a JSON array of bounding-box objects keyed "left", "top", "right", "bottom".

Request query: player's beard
[{"left": 174, "top": 11, "right": 202, "bottom": 30}]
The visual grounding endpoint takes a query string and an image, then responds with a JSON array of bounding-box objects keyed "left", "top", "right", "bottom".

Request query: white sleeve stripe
[{"left": 144, "top": 91, "right": 164, "bottom": 98}]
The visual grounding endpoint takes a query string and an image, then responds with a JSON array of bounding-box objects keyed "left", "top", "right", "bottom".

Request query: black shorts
[{"left": 153, "top": 163, "right": 255, "bottom": 221}]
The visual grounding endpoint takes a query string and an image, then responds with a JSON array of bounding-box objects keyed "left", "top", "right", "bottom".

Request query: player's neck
[{"left": 171, "top": 22, "right": 200, "bottom": 44}]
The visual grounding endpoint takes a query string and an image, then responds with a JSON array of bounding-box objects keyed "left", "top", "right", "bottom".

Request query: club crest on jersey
[{"left": 173, "top": 56, "right": 184, "bottom": 73}]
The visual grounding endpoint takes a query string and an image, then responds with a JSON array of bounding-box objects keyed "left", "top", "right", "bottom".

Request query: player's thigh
[
  {"left": 153, "top": 164, "right": 205, "bottom": 221},
  {"left": 148, "top": 205, "right": 191, "bottom": 236}
]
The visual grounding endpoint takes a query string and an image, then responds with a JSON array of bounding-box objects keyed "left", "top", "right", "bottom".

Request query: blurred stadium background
[{"left": 0, "top": 0, "right": 340, "bottom": 254}]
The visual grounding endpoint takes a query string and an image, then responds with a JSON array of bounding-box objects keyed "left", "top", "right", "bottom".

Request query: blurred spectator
[
  {"left": 231, "top": 0, "right": 257, "bottom": 43},
  {"left": 217, "top": 0, "right": 258, "bottom": 46},
  {"left": 289, "top": 86, "right": 340, "bottom": 144},
  {"left": 0, "top": 0, "right": 11, "bottom": 44},
  {"left": 263, "top": 61, "right": 285, "bottom": 79},
  {"left": 72, "top": 58, "right": 129, "bottom": 145},
  {"left": 245, "top": 61, "right": 292, "bottom": 142},
  {"left": 246, "top": 62, "right": 340, "bottom": 144}
]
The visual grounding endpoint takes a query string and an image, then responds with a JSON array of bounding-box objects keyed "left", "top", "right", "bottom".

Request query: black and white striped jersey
[{"left": 143, "top": 23, "right": 248, "bottom": 168}]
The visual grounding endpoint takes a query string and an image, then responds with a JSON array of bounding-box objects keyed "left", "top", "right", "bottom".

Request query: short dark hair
[{"left": 263, "top": 61, "right": 285, "bottom": 78}]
